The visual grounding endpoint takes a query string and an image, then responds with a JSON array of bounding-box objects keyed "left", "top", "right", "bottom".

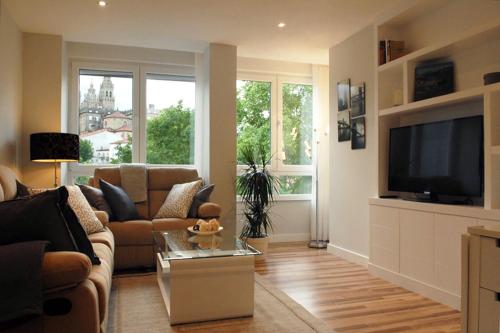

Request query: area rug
[{"left": 108, "top": 273, "right": 333, "bottom": 333}]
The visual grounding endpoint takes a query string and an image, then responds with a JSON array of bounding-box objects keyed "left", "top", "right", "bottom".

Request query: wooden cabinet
[{"left": 463, "top": 225, "right": 500, "bottom": 333}]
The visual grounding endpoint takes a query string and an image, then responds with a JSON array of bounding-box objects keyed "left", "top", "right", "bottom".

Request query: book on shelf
[{"left": 379, "top": 40, "right": 406, "bottom": 65}]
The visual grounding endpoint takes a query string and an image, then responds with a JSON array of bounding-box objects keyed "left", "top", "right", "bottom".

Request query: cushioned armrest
[
  {"left": 197, "top": 202, "right": 222, "bottom": 218},
  {"left": 42, "top": 251, "right": 92, "bottom": 291},
  {"left": 94, "top": 210, "right": 109, "bottom": 227}
]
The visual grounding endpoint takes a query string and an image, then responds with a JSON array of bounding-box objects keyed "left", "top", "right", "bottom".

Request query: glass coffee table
[{"left": 153, "top": 230, "right": 260, "bottom": 325}]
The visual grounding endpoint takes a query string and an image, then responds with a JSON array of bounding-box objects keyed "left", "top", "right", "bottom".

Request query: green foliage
[
  {"left": 79, "top": 139, "right": 94, "bottom": 164},
  {"left": 146, "top": 101, "right": 194, "bottom": 164},
  {"left": 236, "top": 81, "right": 271, "bottom": 164},
  {"left": 111, "top": 136, "right": 132, "bottom": 164},
  {"left": 281, "top": 83, "right": 313, "bottom": 165},
  {"left": 279, "top": 176, "right": 312, "bottom": 195},
  {"left": 109, "top": 101, "right": 194, "bottom": 165},
  {"left": 237, "top": 145, "right": 279, "bottom": 239}
]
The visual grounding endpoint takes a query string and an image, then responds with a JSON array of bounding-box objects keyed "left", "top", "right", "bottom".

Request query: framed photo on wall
[
  {"left": 351, "top": 117, "right": 366, "bottom": 150},
  {"left": 337, "top": 110, "right": 351, "bottom": 142},
  {"left": 350, "top": 82, "right": 365, "bottom": 117},
  {"left": 337, "top": 79, "right": 350, "bottom": 112}
]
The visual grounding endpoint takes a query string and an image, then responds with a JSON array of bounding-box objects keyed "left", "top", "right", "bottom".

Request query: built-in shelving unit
[
  {"left": 370, "top": 0, "right": 500, "bottom": 311},
  {"left": 376, "top": 2, "right": 500, "bottom": 209}
]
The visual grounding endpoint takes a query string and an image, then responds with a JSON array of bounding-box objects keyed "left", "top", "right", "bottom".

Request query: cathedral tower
[{"left": 99, "top": 76, "right": 115, "bottom": 110}]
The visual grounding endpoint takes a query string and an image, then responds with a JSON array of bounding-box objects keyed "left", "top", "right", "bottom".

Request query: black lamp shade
[{"left": 30, "top": 133, "right": 80, "bottom": 162}]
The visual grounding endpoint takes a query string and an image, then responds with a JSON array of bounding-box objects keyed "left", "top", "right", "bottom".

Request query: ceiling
[{"left": 4, "top": 0, "right": 399, "bottom": 64}]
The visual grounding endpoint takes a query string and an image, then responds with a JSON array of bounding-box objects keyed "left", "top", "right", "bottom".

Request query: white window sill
[{"left": 236, "top": 194, "right": 311, "bottom": 202}]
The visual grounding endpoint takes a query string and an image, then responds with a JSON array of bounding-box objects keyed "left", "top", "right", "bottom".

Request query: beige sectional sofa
[
  {"left": 90, "top": 166, "right": 221, "bottom": 270},
  {"left": 0, "top": 165, "right": 220, "bottom": 333},
  {"left": 0, "top": 166, "right": 114, "bottom": 333}
]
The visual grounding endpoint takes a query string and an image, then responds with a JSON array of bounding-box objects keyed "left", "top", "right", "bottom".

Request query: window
[
  {"left": 236, "top": 80, "right": 272, "bottom": 163},
  {"left": 146, "top": 74, "right": 196, "bottom": 164},
  {"left": 281, "top": 83, "right": 313, "bottom": 166},
  {"left": 70, "top": 62, "right": 197, "bottom": 182},
  {"left": 236, "top": 74, "right": 313, "bottom": 198},
  {"left": 78, "top": 70, "right": 133, "bottom": 164}
]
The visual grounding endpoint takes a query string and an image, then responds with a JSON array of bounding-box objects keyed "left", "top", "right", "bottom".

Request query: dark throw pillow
[
  {"left": 188, "top": 184, "right": 215, "bottom": 218},
  {"left": 78, "top": 184, "right": 114, "bottom": 220},
  {"left": 0, "top": 187, "right": 100, "bottom": 265},
  {"left": 99, "top": 179, "right": 140, "bottom": 222}
]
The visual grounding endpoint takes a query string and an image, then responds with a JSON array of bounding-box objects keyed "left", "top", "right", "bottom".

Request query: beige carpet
[{"left": 108, "top": 273, "right": 333, "bottom": 333}]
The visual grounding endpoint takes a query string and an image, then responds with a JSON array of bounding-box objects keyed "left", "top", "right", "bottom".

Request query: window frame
[
  {"left": 69, "top": 61, "right": 198, "bottom": 182},
  {"left": 236, "top": 72, "right": 313, "bottom": 200}
]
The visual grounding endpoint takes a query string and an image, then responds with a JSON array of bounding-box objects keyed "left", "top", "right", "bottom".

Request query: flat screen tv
[{"left": 388, "top": 115, "right": 483, "bottom": 199}]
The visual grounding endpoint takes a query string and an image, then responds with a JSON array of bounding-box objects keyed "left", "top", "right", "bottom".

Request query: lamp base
[{"left": 308, "top": 240, "right": 328, "bottom": 249}]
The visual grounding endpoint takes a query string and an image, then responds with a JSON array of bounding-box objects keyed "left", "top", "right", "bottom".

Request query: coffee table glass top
[{"left": 153, "top": 230, "right": 261, "bottom": 261}]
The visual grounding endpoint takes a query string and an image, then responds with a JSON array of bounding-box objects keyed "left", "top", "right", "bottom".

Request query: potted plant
[{"left": 237, "top": 145, "right": 279, "bottom": 256}]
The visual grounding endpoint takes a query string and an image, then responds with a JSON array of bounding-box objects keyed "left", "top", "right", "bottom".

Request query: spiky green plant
[{"left": 238, "top": 145, "right": 279, "bottom": 239}]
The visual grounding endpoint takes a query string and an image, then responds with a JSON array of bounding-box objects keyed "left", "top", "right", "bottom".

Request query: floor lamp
[
  {"left": 309, "top": 129, "right": 328, "bottom": 249},
  {"left": 30, "top": 132, "right": 80, "bottom": 188}
]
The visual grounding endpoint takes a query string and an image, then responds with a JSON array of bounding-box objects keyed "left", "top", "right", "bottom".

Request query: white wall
[
  {"left": 0, "top": 1, "right": 22, "bottom": 174},
  {"left": 329, "top": 25, "right": 377, "bottom": 258}
]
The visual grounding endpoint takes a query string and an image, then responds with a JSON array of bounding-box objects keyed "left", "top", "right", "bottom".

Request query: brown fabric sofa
[
  {"left": 0, "top": 165, "right": 114, "bottom": 333},
  {"left": 89, "top": 167, "right": 221, "bottom": 270}
]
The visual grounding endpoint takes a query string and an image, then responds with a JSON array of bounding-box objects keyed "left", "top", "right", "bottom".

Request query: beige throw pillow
[
  {"left": 66, "top": 185, "right": 104, "bottom": 234},
  {"left": 155, "top": 180, "right": 203, "bottom": 219}
]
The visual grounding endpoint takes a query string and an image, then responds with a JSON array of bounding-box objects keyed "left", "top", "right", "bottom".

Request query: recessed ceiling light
[
  {"left": 277, "top": 22, "right": 286, "bottom": 28},
  {"left": 98, "top": 1, "right": 107, "bottom": 7}
]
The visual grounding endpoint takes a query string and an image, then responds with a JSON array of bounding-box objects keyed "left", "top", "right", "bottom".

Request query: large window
[
  {"left": 78, "top": 70, "right": 133, "bottom": 164},
  {"left": 236, "top": 75, "right": 313, "bottom": 197},
  {"left": 146, "top": 74, "right": 196, "bottom": 164},
  {"left": 70, "top": 62, "right": 196, "bottom": 182}
]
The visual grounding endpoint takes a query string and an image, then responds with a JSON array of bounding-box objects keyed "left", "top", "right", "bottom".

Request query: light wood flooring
[{"left": 256, "top": 242, "right": 461, "bottom": 333}]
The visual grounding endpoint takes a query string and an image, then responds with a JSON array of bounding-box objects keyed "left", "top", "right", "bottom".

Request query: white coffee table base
[{"left": 156, "top": 254, "right": 255, "bottom": 325}]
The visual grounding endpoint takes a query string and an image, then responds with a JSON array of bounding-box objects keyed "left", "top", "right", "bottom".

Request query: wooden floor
[{"left": 256, "top": 242, "right": 461, "bottom": 333}]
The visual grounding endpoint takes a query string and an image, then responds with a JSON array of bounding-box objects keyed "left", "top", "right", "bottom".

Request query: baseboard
[
  {"left": 270, "top": 233, "right": 310, "bottom": 243},
  {"left": 368, "top": 263, "right": 461, "bottom": 310},
  {"left": 327, "top": 244, "right": 369, "bottom": 267}
]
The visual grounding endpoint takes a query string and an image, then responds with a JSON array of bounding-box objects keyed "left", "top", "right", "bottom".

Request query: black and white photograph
[
  {"left": 350, "top": 82, "right": 365, "bottom": 118},
  {"left": 337, "top": 110, "right": 351, "bottom": 142},
  {"left": 351, "top": 117, "right": 365, "bottom": 149},
  {"left": 337, "top": 79, "right": 350, "bottom": 112}
]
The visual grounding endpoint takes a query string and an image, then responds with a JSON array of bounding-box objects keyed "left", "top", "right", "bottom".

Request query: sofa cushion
[
  {"left": 99, "top": 179, "right": 140, "bottom": 222},
  {"left": 78, "top": 184, "right": 114, "bottom": 220},
  {"left": 147, "top": 168, "right": 199, "bottom": 190},
  {"left": 108, "top": 220, "right": 153, "bottom": 246},
  {"left": 89, "top": 243, "right": 113, "bottom": 323},
  {"left": 66, "top": 185, "right": 104, "bottom": 234},
  {"left": 152, "top": 218, "right": 198, "bottom": 231},
  {"left": 154, "top": 180, "right": 202, "bottom": 219},
  {"left": 88, "top": 228, "right": 115, "bottom": 251},
  {"left": 197, "top": 202, "right": 222, "bottom": 218},
  {"left": 148, "top": 190, "right": 169, "bottom": 218},
  {"left": 93, "top": 168, "right": 121, "bottom": 187},
  {"left": 42, "top": 252, "right": 91, "bottom": 291},
  {"left": 0, "top": 165, "right": 17, "bottom": 201}
]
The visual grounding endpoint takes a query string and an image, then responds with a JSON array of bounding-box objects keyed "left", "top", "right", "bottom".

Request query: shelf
[
  {"left": 369, "top": 197, "right": 500, "bottom": 221},
  {"left": 378, "top": 19, "right": 500, "bottom": 73},
  {"left": 491, "top": 146, "right": 500, "bottom": 155},
  {"left": 379, "top": 82, "right": 500, "bottom": 117}
]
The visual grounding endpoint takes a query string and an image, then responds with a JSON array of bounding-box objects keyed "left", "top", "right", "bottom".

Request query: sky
[{"left": 79, "top": 75, "right": 196, "bottom": 112}]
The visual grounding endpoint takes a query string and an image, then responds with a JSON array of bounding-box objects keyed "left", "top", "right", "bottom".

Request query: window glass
[
  {"left": 281, "top": 83, "right": 313, "bottom": 165},
  {"left": 146, "top": 74, "right": 196, "bottom": 164},
  {"left": 279, "top": 176, "right": 312, "bottom": 194},
  {"left": 78, "top": 70, "right": 133, "bottom": 164},
  {"left": 236, "top": 80, "right": 272, "bottom": 164}
]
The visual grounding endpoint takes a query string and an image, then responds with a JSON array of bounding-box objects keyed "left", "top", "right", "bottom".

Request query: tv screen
[{"left": 388, "top": 115, "right": 483, "bottom": 197}]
